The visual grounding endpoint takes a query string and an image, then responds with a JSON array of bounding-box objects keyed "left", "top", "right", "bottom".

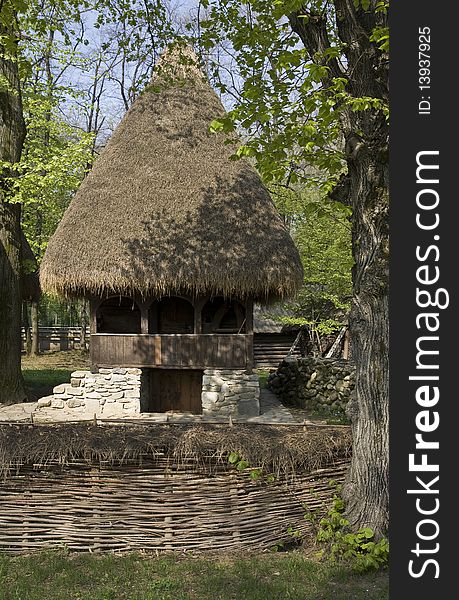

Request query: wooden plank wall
[
  {"left": 91, "top": 334, "right": 251, "bottom": 370},
  {"left": 148, "top": 370, "right": 203, "bottom": 413},
  {"left": 253, "top": 333, "right": 300, "bottom": 369}
]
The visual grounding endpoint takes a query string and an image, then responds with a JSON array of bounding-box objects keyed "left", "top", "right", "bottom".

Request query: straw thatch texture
[
  {"left": 0, "top": 423, "right": 350, "bottom": 553},
  {"left": 40, "top": 46, "right": 303, "bottom": 301}
]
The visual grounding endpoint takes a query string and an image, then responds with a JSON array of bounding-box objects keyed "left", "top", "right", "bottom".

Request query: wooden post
[
  {"left": 91, "top": 467, "right": 102, "bottom": 553},
  {"left": 139, "top": 303, "right": 149, "bottom": 335},
  {"left": 245, "top": 297, "right": 254, "bottom": 334},
  {"left": 90, "top": 298, "right": 100, "bottom": 334},
  {"left": 154, "top": 336, "right": 162, "bottom": 366},
  {"left": 193, "top": 296, "right": 207, "bottom": 334},
  {"left": 245, "top": 335, "right": 254, "bottom": 373},
  {"left": 343, "top": 328, "right": 350, "bottom": 359},
  {"left": 22, "top": 301, "right": 32, "bottom": 355},
  {"left": 230, "top": 478, "right": 241, "bottom": 546},
  {"left": 325, "top": 326, "right": 347, "bottom": 358},
  {"left": 164, "top": 516, "right": 173, "bottom": 550},
  {"left": 149, "top": 301, "right": 158, "bottom": 334},
  {"left": 22, "top": 491, "right": 30, "bottom": 552},
  {"left": 79, "top": 299, "right": 89, "bottom": 350},
  {"left": 90, "top": 298, "right": 101, "bottom": 373},
  {"left": 30, "top": 300, "right": 39, "bottom": 355},
  {"left": 193, "top": 300, "right": 201, "bottom": 334}
]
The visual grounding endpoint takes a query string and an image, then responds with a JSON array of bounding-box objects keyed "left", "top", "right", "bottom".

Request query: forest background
[{"left": 5, "top": 0, "right": 353, "bottom": 347}]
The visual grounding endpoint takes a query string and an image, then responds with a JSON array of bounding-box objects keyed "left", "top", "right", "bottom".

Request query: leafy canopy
[{"left": 191, "top": 0, "right": 388, "bottom": 188}]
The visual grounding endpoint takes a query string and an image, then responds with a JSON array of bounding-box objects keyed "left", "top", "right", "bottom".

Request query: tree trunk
[
  {"left": 80, "top": 299, "right": 89, "bottom": 351},
  {"left": 0, "top": 20, "right": 27, "bottom": 405},
  {"left": 31, "top": 300, "right": 39, "bottom": 355},
  {"left": 343, "top": 150, "right": 389, "bottom": 538},
  {"left": 23, "top": 301, "right": 32, "bottom": 355},
  {"left": 289, "top": 1, "right": 389, "bottom": 538},
  {"left": 335, "top": 1, "right": 389, "bottom": 540},
  {"left": 0, "top": 203, "right": 27, "bottom": 404}
]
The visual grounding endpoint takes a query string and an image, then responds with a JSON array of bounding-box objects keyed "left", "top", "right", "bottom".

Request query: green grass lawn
[
  {"left": 21, "top": 350, "right": 90, "bottom": 401},
  {"left": 23, "top": 368, "right": 74, "bottom": 389},
  {"left": 0, "top": 550, "right": 388, "bottom": 600}
]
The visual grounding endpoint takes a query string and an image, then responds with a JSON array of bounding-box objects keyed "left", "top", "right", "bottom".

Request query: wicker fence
[{"left": 0, "top": 423, "right": 351, "bottom": 553}]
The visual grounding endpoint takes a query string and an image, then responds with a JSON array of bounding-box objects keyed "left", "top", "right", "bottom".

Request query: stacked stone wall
[
  {"left": 201, "top": 369, "right": 260, "bottom": 417},
  {"left": 37, "top": 368, "right": 260, "bottom": 418},
  {"left": 37, "top": 368, "right": 141, "bottom": 416},
  {"left": 268, "top": 357, "right": 355, "bottom": 415}
]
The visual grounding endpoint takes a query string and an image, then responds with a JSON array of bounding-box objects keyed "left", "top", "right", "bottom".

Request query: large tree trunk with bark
[
  {"left": 0, "top": 203, "right": 27, "bottom": 404},
  {"left": 344, "top": 141, "right": 389, "bottom": 538},
  {"left": 336, "top": 1, "right": 389, "bottom": 540},
  {"left": 0, "top": 21, "right": 27, "bottom": 405},
  {"left": 289, "top": 1, "right": 389, "bottom": 538}
]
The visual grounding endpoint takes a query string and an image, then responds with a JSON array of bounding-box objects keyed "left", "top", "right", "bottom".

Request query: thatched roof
[
  {"left": 40, "top": 44, "right": 303, "bottom": 301},
  {"left": 0, "top": 422, "right": 351, "bottom": 479}
]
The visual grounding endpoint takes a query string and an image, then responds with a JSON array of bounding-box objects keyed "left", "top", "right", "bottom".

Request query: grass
[
  {"left": 0, "top": 550, "right": 388, "bottom": 600},
  {"left": 257, "top": 369, "right": 271, "bottom": 389},
  {"left": 308, "top": 409, "right": 350, "bottom": 426},
  {"left": 21, "top": 350, "right": 90, "bottom": 401}
]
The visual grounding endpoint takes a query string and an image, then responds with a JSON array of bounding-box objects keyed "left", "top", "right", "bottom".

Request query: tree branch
[{"left": 288, "top": 7, "right": 345, "bottom": 80}]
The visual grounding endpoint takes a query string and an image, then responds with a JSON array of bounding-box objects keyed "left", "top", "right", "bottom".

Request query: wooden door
[{"left": 147, "top": 369, "right": 203, "bottom": 414}]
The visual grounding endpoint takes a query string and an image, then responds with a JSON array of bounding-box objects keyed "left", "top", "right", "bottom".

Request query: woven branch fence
[{"left": 0, "top": 423, "right": 351, "bottom": 553}]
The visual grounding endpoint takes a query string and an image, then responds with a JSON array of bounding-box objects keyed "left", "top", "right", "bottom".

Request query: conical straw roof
[{"left": 40, "top": 44, "right": 303, "bottom": 300}]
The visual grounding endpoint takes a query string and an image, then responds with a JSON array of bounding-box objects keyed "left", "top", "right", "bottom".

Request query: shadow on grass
[
  {"left": 0, "top": 550, "right": 389, "bottom": 600},
  {"left": 23, "top": 369, "right": 74, "bottom": 401},
  {"left": 21, "top": 351, "right": 90, "bottom": 401}
]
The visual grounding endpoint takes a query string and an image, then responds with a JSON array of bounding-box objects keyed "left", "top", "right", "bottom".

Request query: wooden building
[
  {"left": 253, "top": 304, "right": 301, "bottom": 369},
  {"left": 40, "top": 45, "right": 303, "bottom": 417}
]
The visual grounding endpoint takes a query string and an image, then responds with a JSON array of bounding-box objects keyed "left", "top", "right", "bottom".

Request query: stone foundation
[
  {"left": 201, "top": 369, "right": 260, "bottom": 417},
  {"left": 37, "top": 368, "right": 142, "bottom": 417},
  {"left": 37, "top": 367, "right": 260, "bottom": 418}
]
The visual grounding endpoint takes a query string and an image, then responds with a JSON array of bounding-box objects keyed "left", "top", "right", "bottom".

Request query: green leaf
[
  {"left": 11, "top": 0, "right": 28, "bottom": 13},
  {"left": 228, "top": 452, "right": 240, "bottom": 464},
  {"left": 209, "top": 119, "right": 225, "bottom": 133},
  {"left": 360, "top": 527, "right": 374, "bottom": 539}
]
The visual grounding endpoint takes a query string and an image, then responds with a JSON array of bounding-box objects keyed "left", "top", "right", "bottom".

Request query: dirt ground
[{"left": 22, "top": 349, "right": 91, "bottom": 371}]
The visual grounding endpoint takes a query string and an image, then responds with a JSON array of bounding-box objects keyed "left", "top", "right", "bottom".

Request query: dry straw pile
[{"left": 0, "top": 422, "right": 350, "bottom": 479}]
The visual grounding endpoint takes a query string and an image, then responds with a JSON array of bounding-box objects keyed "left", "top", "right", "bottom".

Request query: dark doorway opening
[
  {"left": 144, "top": 369, "right": 203, "bottom": 414},
  {"left": 201, "top": 297, "right": 246, "bottom": 333},
  {"left": 96, "top": 297, "right": 141, "bottom": 333},
  {"left": 154, "top": 297, "right": 194, "bottom": 334}
]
